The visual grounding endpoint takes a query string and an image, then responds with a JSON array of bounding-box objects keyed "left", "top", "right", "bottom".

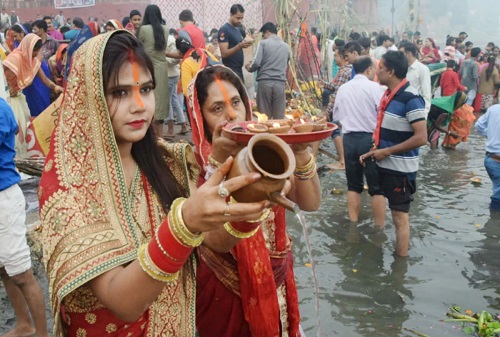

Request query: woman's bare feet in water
[{"left": 1, "top": 325, "right": 36, "bottom": 337}]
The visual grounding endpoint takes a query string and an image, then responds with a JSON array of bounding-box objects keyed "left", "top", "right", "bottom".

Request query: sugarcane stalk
[
  {"left": 445, "top": 312, "right": 478, "bottom": 322},
  {"left": 403, "top": 327, "right": 431, "bottom": 337}
]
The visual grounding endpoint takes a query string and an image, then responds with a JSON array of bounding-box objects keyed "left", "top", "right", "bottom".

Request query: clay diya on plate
[
  {"left": 293, "top": 123, "right": 314, "bottom": 133},
  {"left": 268, "top": 122, "right": 291, "bottom": 134},
  {"left": 247, "top": 123, "right": 268, "bottom": 133},
  {"left": 262, "top": 119, "right": 294, "bottom": 127}
]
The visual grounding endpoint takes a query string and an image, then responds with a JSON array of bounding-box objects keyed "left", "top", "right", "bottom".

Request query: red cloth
[
  {"left": 63, "top": 307, "right": 148, "bottom": 336},
  {"left": 373, "top": 79, "right": 408, "bottom": 147},
  {"left": 187, "top": 66, "right": 300, "bottom": 337},
  {"left": 473, "top": 92, "right": 482, "bottom": 112},
  {"left": 297, "top": 23, "right": 321, "bottom": 80},
  {"left": 440, "top": 69, "right": 466, "bottom": 96},
  {"left": 181, "top": 23, "right": 206, "bottom": 49},
  {"left": 422, "top": 46, "right": 440, "bottom": 63}
]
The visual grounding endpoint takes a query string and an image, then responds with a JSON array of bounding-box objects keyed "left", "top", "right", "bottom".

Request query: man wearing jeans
[
  {"left": 165, "top": 30, "right": 188, "bottom": 138},
  {"left": 476, "top": 104, "right": 500, "bottom": 211},
  {"left": 461, "top": 47, "right": 481, "bottom": 105},
  {"left": 334, "top": 56, "right": 386, "bottom": 227},
  {"left": 0, "top": 98, "right": 49, "bottom": 337}
]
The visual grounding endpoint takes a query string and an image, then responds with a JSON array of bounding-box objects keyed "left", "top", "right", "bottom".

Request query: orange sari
[
  {"left": 442, "top": 104, "right": 476, "bottom": 149},
  {"left": 3, "top": 33, "right": 41, "bottom": 90}
]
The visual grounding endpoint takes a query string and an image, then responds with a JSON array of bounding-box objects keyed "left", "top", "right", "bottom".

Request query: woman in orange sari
[
  {"left": 188, "top": 65, "right": 321, "bottom": 337},
  {"left": 48, "top": 43, "right": 68, "bottom": 86},
  {"left": 39, "top": 31, "right": 271, "bottom": 336},
  {"left": 3, "top": 33, "right": 62, "bottom": 157},
  {"left": 105, "top": 19, "right": 124, "bottom": 32}
]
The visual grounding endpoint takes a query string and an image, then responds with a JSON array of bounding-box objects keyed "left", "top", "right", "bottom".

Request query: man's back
[
  {"left": 179, "top": 23, "right": 205, "bottom": 49},
  {"left": 252, "top": 35, "right": 289, "bottom": 82},
  {"left": 334, "top": 74, "right": 384, "bottom": 133},
  {"left": 461, "top": 58, "right": 478, "bottom": 89}
]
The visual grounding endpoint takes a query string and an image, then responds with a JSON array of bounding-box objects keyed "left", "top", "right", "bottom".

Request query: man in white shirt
[
  {"left": 333, "top": 56, "right": 386, "bottom": 228},
  {"left": 400, "top": 42, "right": 431, "bottom": 114},
  {"left": 0, "top": 8, "right": 9, "bottom": 29},
  {"left": 373, "top": 34, "right": 390, "bottom": 60},
  {"left": 54, "top": 11, "right": 65, "bottom": 28}
]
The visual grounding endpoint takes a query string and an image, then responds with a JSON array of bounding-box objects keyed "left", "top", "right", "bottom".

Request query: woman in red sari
[
  {"left": 188, "top": 65, "right": 321, "bottom": 337},
  {"left": 421, "top": 38, "right": 441, "bottom": 64},
  {"left": 39, "top": 31, "right": 270, "bottom": 337}
]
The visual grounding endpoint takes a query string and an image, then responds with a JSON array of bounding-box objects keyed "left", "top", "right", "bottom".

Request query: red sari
[
  {"left": 187, "top": 65, "right": 301, "bottom": 337},
  {"left": 39, "top": 31, "right": 198, "bottom": 337}
]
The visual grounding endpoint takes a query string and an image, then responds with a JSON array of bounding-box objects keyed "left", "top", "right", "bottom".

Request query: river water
[
  {"left": 292, "top": 125, "right": 500, "bottom": 336},
  {"left": 1, "top": 124, "right": 498, "bottom": 336}
]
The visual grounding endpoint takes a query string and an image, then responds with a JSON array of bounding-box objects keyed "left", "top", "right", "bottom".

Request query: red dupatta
[
  {"left": 187, "top": 66, "right": 301, "bottom": 337},
  {"left": 373, "top": 79, "right": 408, "bottom": 147}
]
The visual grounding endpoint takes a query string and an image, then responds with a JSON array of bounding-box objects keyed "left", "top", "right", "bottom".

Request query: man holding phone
[{"left": 218, "top": 4, "right": 253, "bottom": 81}]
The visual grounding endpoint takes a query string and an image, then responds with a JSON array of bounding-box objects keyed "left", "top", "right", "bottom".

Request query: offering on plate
[
  {"left": 247, "top": 111, "right": 328, "bottom": 135},
  {"left": 268, "top": 123, "right": 291, "bottom": 134},
  {"left": 292, "top": 123, "right": 314, "bottom": 133},
  {"left": 247, "top": 123, "right": 268, "bottom": 133}
]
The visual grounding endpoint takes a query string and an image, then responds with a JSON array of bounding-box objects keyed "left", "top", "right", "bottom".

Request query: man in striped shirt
[{"left": 360, "top": 51, "right": 427, "bottom": 257}]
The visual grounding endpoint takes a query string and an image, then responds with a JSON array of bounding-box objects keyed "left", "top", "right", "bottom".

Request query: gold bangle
[
  {"left": 224, "top": 222, "right": 260, "bottom": 239},
  {"left": 247, "top": 208, "right": 271, "bottom": 223},
  {"left": 170, "top": 198, "right": 205, "bottom": 247},
  {"left": 294, "top": 163, "right": 317, "bottom": 180},
  {"left": 228, "top": 196, "right": 270, "bottom": 223},
  {"left": 208, "top": 154, "right": 223, "bottom": 169},
  {"left": 294, "top": 153, "right": 315, "bottom": 173},
  {"left": 137, "top": 244, "right": 179, "bottom": 282}
]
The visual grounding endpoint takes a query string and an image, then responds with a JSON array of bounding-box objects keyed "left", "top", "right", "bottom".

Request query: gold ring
[
  {"left": 223, "top": 202, "right": 231, "bottom": 216},
  {"left": 218, "top": 182, "right": 230, "bottom": 198}
]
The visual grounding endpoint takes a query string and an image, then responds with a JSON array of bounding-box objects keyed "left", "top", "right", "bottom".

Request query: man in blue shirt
[
  {"left": 63, "top": 16, "right": 84, "bottom": 41},
  {"left": 476, "top": 105, "right": 500, "bottom": 211},
  {"left": 361, "top": 51, "right": 427, "bottom": 257},
  {"left": 0, "top": 98, "right": 50, "bottom": 337},
  {"left": 218, "top": 4, "right": 253, "bottom": 81}
]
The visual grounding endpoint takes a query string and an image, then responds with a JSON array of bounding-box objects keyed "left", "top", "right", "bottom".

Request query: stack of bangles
[
  {"left": 138, "top": 197, "right": 204, "bottom": 282},
  {"left": 224, "top": 197, "right": 271, "bottom": 239},
  {"left": 294, "top": 153, "right": 317, "bottom": 180}
]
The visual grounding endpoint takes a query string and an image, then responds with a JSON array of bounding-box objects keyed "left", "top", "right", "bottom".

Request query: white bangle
[{"left": 204, "top": 164, "right": 217, "bottom": 181}]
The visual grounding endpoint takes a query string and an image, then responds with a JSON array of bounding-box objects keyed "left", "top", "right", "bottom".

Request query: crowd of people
[{"left": 0, "top": 3, "right": 498, "bottom": 337}]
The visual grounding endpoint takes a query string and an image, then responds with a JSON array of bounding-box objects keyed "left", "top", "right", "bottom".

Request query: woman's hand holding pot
[{"left": 182, "top": 157, "right": 272, "bottom": 234}]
